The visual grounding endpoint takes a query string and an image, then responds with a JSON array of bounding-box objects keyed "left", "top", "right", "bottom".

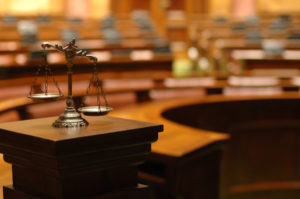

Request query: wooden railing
[
  {"left": 111, "top": 93, "right": 300, "bottom": 199},
  {"left": 2, "top": 74, "right": 300, "bottom": 122}
]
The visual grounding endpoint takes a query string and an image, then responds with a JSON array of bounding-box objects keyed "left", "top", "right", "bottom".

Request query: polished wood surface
[
  {"left": 112, "top": 96, "right": 230, "bottom": 199},
  {"left": 113, "top": 98, "right": 229, "bottom": 157},
  {"left": 112, "top": 93, "right": 300, "bottom": 157},
  {"left": 0, "top": 116, "right": 162, "bottom": 151},
  {"left": 1, "top": 74, "right": 300, "bottom": 124},
  {"left": 0, "top": 116, "right": 162, "bottom": 199},
  {"left": 1, "top": 11, "right": 300, "bottom": 199},
  {"left": 0, "top": 155, "right": 11, "bottom": 199},
  {"left": 111, "top": 92, "right": 300, "bottom": 199},
  {"left": 1, "top": 92, "right": 300, "bottom": 199}
]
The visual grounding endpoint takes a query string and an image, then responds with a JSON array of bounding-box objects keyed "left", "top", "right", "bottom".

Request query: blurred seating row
[
  {"left": 2, "top": 74, "right": 300, "bottom": 122},
  {"left": 179, "top": 14, "right": 300, "bottom": 77},
  {"left": 2, "top": 13, "right": 300, "bottom": 124},
  {"left": 0, "top": 12, "right": 159, "bottom": 42},
  {"left": 0, "top": 13, "right": 174, "bottom": 122}
]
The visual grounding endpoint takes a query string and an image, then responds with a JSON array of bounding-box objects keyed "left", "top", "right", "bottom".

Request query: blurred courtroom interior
[{"left": 1, "top": 0, "right": 300, "bottom": 199}]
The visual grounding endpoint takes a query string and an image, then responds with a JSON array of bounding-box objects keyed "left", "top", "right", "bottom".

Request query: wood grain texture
[
  {"left": 111, "top": 96, "right": 234, "bottom": 157},
  {"left": 0, "top": 155, "right": 11, "bottom": 199},
  {"left": 0, "top": 116, "right": 162, "bottom": 199},
  {"left": 111, "top": 92, "right": 300, "bottom": 199}
]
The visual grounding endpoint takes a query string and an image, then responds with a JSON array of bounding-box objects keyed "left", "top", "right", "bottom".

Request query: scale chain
[
  {"left": 43, "top": 48, "right": 48, "bottom": 94},
  {"left": 82, "top": 63, "right": 109, "bottom": 112},
  {"left": 43, "top": 49, "right": 62, "bottom": 96},
  {"left": 48, "top": 65, "right": 62, "bottom": 95},
  {"left": 82, "top": 69, "right": 95, "bottom": 108},
  {"left": 96, "top": 70, "right": 109, "bottom": 109},
  {"left": 29, "top": 65, "right": 42, "bottom": 96},
  {"left": 93, "top": 63, "right": 109, "bottom": 109},
  {"left": 95, "top": 71, "right": 101, "bottom": 110},
  {"left": 45, "top": 63, "right": 48, "bottom": 94}
]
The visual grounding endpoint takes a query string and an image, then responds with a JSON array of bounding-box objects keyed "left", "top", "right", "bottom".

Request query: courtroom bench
[
  {"left": 0, "top": 49, "right": 173, "bottom": 79},
  {"left": 205, "top": 38, "right": 300, "bottom": 76},
  {"left": 223, "top": 49, "right": 300, "bottom": 76},
  {"left": 2, "top": 74, "right": 300, "bottom": 122},
  {"left": 0, "top": 49, "right": 173, "bottom": 121},
  {"left": 0, "top": 17, "right": 159, "bottom": 42},
  {"left": 0, "top": 39, "right": 163, "bottom": 54},
  {"left": 111, "top": 93, "right": 300, "bottom": 199}
]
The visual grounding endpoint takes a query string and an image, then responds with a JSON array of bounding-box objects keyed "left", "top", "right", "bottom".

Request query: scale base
[{"left": 52, "top": 107, "right": 88, "bottom": 128}]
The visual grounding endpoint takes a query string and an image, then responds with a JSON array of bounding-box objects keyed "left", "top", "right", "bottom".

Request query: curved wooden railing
[
  {"left": 1, "top": 74, "right": 300, "bottom": 121},
  {"left": 1, "top": 92, "right": 300, "bottom": 199},
  {"left": 111, "top": 92, "right": 300, "bottom": 199}
]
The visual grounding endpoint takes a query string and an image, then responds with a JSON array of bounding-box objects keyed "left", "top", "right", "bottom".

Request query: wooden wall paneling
[
  {"left": 90, "top": 0, "right": 111, "bottom": 19},
  {"left": 232, "top": 0, "right": 257, "bottom": 20},
  {"left": 131, "top": 0, "right": 151, "bottom": 11},
  {"left": 164, "top": 0, "right": 188, "bottom": 43},
  {"left": 185, "top": 0, "right": 209, "bottom": 44},
  {"left": 150, "top": 0, "right": 167, "bottom": 36},
  {"left": 209, "top": 0, "right": 232, "bottom": 18},
  {"left": 186, "top": 0, "right": 208, "bottom": 16},
  {"left": 110, "top": 0, "right": 132, "bottom": 18},
  {"left": 166, "top": 27, "right": 187, "bottom": 42},
  {"left": 0, "top": 0, "right": 64, "bottom": 16},
  {"left": 166, "top": 0, "right": 185, "bottom": 11},
  {"left": 257, "top": 0, "right": 300, "bottom": 14},
  {"left": 65, "top": 0, "right": 91, "bottom": 19}
]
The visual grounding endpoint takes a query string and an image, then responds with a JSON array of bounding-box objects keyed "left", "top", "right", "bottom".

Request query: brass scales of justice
[{"left": 27, "top": 39, "right": 113, "bottom": 128}]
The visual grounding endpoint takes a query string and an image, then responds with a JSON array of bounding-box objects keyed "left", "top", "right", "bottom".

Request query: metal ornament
[{"left": 28, "top": 39, "right": 112, "bottom": 128}]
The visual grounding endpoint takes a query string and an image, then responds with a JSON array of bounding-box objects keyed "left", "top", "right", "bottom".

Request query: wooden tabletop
[
  {"left": 111, "top": 97, "right": 230, "bottom": 158},
  {"left": 111, "top": 92, "right": 300, "bottom": 158},
  {"left": 0, "top": 116, "right": 162, "bottom": 156},
  {"left": 1, "top": 93, "right": 300, "bottom": 198},
  {"left": 0, "top": 115, "right": 163, "bottom": 199}
]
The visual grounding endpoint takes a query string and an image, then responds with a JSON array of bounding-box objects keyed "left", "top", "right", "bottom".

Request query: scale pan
[
  {"left": 78, "top": 106, "right": 113, "bottom": 116},
  {"left": 28, "top": 93, "right": 63, "bottom": 101}
]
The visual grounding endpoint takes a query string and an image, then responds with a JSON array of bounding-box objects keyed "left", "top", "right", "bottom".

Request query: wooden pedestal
[{"left": 0, "top": 116, "right": 163, "bottom": 199}]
